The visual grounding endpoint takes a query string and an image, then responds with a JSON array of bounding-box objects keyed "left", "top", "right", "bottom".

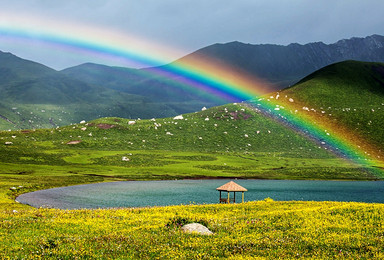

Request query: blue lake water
[{"left": 16, "top": 179, "right": 384, "bottom": 209}]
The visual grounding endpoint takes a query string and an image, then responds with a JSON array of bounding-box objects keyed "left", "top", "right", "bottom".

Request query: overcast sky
[{"left": 0, "top": 0, "right": 383, "bottom": 70}]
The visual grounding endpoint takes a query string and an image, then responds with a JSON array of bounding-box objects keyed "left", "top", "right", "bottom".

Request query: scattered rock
[
  {"left": 173, "top": 115, "right": 184, "bottom": 120},
  {"left": 66, "top": 140, "right": 82, "bottom": 145},
  {"left": 181, "top": 223, "right": 213, "bottom": 235}
]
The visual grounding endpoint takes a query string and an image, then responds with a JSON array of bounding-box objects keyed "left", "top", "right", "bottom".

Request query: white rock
[
  {"left": 181, "top": 223, "right": 213, "bottom": 235},
  {"left": 173, "top": 115, "right": 184, "bottom": 120}
]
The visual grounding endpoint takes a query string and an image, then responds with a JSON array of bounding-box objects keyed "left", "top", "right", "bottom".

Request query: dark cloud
[{"left": 0, "top": 0, "right": 383, "bottom": 69}]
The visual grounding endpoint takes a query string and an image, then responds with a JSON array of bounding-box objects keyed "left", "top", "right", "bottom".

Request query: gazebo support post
[
  {"left": 217, "top": 181, "right": 247, "bottom": 204},
  {"left": 242, "top": 192, "right": 244, "bottom": 203}
]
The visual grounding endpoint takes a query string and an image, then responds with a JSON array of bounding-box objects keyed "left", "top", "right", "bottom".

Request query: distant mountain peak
[{"left": 177, "top": 34, "right": 384, "bottom": 89}]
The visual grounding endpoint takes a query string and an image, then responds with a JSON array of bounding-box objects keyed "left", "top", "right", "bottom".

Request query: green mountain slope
[
  {"left": 0, "top": 53, "right": 178, "bottom": 130},
  {"left": 61, "top": 63, "right": 228, "bottom": 113},
  {"left": 0, "top": 51, "right": 54, "bottom": 86},
  {"left": 3, "top": 35, "right": 384, "bottom": 131},
  {"left": 1, "top": 103, "right": 378, "bottom": 181},
  {"left": 276, "top": 60, "right": 384, "bottom": 157}
]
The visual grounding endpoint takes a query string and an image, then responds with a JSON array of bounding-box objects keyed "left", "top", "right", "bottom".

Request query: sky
[{"left": 0, "top": 0, "right": 383, "bottom": 70}]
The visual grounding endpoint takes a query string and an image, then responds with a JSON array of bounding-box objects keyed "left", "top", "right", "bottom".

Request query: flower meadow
[
  {"left": 1, "top": 102, "right": 384, "bottom": 259},
  {"left": 1, "top": 200, "right": 384, "bottom": 259}
]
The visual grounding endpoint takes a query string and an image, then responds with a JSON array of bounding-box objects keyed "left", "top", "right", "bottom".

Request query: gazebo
[{"left": 216, "top": 181, "right": 247, "bottom": 203}]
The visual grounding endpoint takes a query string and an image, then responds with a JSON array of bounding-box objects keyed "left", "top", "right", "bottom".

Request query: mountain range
[
  {"left": 1, "top": 60, "right": 383, "bottom": 180},
  {"left": 1, "top": 34, "right": 384, "bottom": 130}
]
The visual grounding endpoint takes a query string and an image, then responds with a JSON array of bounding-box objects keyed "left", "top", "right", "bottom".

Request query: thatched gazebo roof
[{"left": 216, "top": 181, "right": 247, "bottom": 192}]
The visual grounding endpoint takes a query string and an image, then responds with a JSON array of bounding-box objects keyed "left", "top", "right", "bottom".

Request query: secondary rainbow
[{"left": 0, "top": 14, "right": 382, "bottom": 174}]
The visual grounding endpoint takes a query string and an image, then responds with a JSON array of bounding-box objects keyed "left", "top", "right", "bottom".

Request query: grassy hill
[
  {"left": 3, "top": 35, "right": 384, "bottom": 130},
  {"left": 0, "top": 52, "right": 179, "bottom": 130},
  {"left": 1, "top": 61, "right": 384, "bottom": 199},
  {"left": 274, "top": 60, "right": 384, "bottom": 158},
  {"left": 2, "top": 61, "right": 384, "bottom": 259},
  {"left": 62, "top": 63, "right": 229, "bottom": 113},
  {"left": 0, "top": 50, "right": 54, "bottom": 86},
  {"left": 0, "top": 103, "right": 380, "bottom": 208}
]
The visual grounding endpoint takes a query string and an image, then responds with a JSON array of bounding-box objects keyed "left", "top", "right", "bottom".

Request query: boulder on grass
[{"left": 181, "top": 223, "right": 213, "bottom": 235}]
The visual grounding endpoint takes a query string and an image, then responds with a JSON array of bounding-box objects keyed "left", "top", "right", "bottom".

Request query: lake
[{"left": 16, "top": 179, "right": 384, "bottom": 209}]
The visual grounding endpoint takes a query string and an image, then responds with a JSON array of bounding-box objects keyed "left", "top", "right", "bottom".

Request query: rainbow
[{"left": 0, "top": 13, "right": 382, "bottom": 175}]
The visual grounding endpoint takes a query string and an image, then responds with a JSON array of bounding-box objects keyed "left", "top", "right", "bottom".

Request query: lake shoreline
[{"left": 16, "top": 179, "right": 384, "bottom": 210}]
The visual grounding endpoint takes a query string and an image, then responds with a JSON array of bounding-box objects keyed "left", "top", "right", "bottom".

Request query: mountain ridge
[
  {"left": 1, "top": 35, "right": 384, "bottom": 129},
  {"left": 177, "top": 34, "right": 384, "bottom": 88}
]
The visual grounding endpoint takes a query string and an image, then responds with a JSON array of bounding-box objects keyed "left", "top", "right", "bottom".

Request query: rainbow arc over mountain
[{"left": 0, "top": 14, "right": 382, "bottom": 175}]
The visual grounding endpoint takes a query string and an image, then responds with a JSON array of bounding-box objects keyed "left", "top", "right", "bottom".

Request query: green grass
[
  {"left": 1, "top": 61, "right": 384, "bottom": 259},
  {"left": 2, "top": 201, "right": 384, "bottom": 259},
  {"left": 0, "top": 102, "right": 381, "bottom": 211},
  {"left": 279, "top": 61, "right": 384, "bottom": 151}
]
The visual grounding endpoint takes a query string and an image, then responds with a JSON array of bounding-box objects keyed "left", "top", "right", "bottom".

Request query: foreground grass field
[{"left": 2, "top": 200, "right": 384, "bottom": 259}]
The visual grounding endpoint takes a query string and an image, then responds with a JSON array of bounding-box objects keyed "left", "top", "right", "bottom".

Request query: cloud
[{"left": 0, "top": 0, "right": 383, "bottom": 69}]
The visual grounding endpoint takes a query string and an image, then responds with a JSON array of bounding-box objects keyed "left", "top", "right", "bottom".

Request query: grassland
[
  {"left": 2, "top": 200, "right": 384, "bottom": 259},
  {"left": 1, "top": 83, "right": 384, "bottom": 258},
  {"left": 1, "top": 103, "right": 381, "bottom": 208},
  {"left": 277, "top": 61, "right": 384, "bottom": 155}
]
